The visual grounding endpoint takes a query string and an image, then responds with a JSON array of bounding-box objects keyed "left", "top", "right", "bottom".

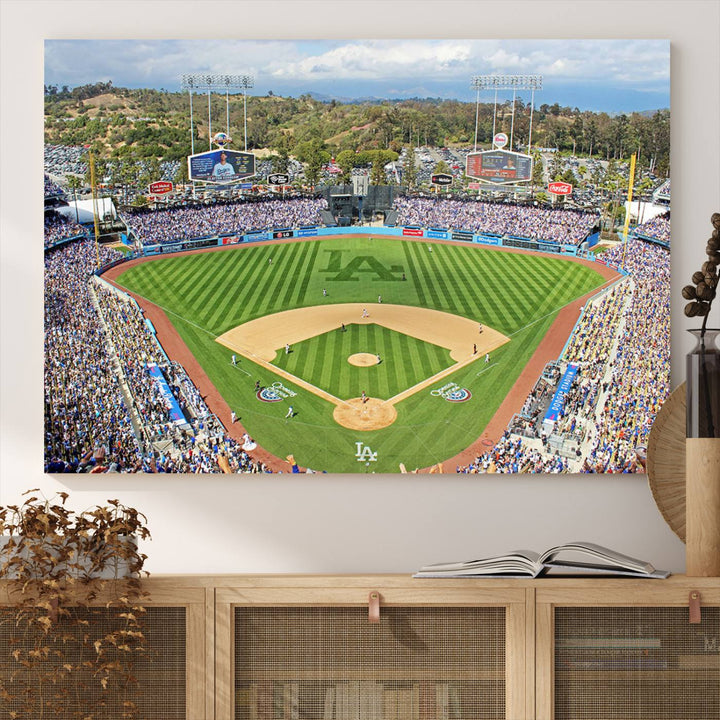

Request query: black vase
[{"left": 686, "top": 328, "right": 720, "bottom": 438}]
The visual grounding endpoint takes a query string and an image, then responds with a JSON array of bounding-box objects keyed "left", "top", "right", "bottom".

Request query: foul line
[
  {"left": 230, "top": 362, "right": 252, "bottom": 377},
  {"left": 475, "top": 362, "right": 498, "bottom": 377},
  {"left": 508, "top": 276, "right": 619, "bottom": 338}
]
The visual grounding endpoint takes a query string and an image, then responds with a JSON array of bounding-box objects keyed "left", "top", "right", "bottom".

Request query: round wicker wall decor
[{"left": 646, "top": 383, "right": 686, "bottom": 542}]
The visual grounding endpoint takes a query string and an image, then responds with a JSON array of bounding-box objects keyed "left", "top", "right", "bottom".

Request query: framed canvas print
[{"left": 43, "top": 39, "right": 670, "bottom": 474}]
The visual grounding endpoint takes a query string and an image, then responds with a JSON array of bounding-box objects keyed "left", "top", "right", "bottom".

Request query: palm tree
[{"left": 66, "top": 175, "right": 82, "bottom": 224}]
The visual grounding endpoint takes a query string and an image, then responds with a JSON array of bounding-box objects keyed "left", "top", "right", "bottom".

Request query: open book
[{"left": 414, "top": 541, "right": 670, "bottom": 579}]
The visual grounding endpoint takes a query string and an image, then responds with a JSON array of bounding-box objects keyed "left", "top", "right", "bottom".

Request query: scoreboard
[
  {"left": 466, "top": 150, "right": 532, "bottom": 185},
  {"left": 187, "top": 149, "right": 255, "bottom": 184}
]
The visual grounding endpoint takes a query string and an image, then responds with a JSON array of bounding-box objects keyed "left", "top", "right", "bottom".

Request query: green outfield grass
[
  {"left": 115, "top": 235, "right": 606, "bottom": 472},
  {"left": 273, "top": 323, "right": 452, "bottom": 400}
]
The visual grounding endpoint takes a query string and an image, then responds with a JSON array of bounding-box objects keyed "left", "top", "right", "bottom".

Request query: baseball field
[{"left": 112, "top": 234, "right": 608, "bottom": 473}]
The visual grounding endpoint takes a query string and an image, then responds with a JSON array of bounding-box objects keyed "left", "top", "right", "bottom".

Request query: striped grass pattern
[
  {"left": 120, "top": 237, "right": 599, "bottom": 339},
  {"left": 273, "top": 324, "right": 452, "bottom": 400}
]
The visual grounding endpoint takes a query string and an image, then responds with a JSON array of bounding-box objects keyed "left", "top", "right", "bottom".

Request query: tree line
[{"left": 45, "top": 84, "right": 670, "bottom": 182}]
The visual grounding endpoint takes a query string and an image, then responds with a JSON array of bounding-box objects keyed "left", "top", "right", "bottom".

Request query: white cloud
[
  {"left": 44, "top": 38, "right": 669, "bottom": 103},
  {"left": 270, "top": 40, "right": 475, "bottom": 81}
]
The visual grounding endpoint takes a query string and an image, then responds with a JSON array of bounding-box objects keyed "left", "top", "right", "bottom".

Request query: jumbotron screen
[
  {"left": 465, "top": 150, "right": 532, "bottom": 184},
  {"left": 187, "top": 149, "right": 255, "bottom": 184}
]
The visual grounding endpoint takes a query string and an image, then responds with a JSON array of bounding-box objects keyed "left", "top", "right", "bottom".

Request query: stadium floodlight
[
  {"left": 181, "top": 73, "right": 255, "bottom": 151},
  {"left": 470, "top": 74, "right": 543, "bottom": 154},
  {"left": 181, "top": 73, "right": 253, "bottom": 92},
  {"left": 470, "top": 75, "right": 543, "bottom": 91}
]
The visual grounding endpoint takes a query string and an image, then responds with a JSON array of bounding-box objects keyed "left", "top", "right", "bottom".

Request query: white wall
[{"left": 1, "top": 0, "right": 718, "bottom": 575}]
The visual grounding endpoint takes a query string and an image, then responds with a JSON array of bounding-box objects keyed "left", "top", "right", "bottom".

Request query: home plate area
[{"left": 333, "top": 397, "right": 398, "bottom": 431}]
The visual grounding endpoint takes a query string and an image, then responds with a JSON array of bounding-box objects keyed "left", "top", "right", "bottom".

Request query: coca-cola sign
[{"left": 548, "top": 181, "right": 572, "bottom": 195}]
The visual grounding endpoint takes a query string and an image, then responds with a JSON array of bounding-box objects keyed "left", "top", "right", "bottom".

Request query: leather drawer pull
[
  {"left": 689, "top": 590, "right": 702, "bottom": 624},
  {"left": 368, "top": 591, "right": 380, "bottom": 623}
]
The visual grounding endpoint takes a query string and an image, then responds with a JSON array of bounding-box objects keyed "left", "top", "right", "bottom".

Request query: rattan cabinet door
[
  {"left": 536, "top": 580, "right": 720, "bottom": 720},
  {"left": 0, "top": 606, "right": 188, "bottom": 719},
  {"left": 234, "top": 606, "right": 506, "bottom": 719},
  {"left": 216, "top": 579, "right": 529, "bottom": 720},
  {"left": 553, "top": 606, "right": 719, "bottom": 720}
]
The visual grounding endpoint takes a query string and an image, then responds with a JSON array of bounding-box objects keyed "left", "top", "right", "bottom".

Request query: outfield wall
[{"left": 139, "top": 223, "right": 583, "bottom": 258}]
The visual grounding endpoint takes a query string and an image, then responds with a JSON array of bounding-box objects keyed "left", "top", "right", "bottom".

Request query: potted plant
[{"left": 0, "top": 491, "right": 151, "bottom": 719}]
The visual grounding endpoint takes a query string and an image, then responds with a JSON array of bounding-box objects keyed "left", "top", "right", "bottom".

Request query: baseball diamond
[{"left": 111, "top": 234, "right": 614, "bottom": 473}]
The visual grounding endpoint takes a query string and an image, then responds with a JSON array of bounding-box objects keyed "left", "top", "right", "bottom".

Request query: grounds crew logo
[
  {"left": 257, "top": 381, "right": 297, "bottom": 403},
  {"left": 355, "top": 442, "right": 378, "bottom": 463},
  {"left": 431, "top": 382, "right": 472, "bottom": 403}
]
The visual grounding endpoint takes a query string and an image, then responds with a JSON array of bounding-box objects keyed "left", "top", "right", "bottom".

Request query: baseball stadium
[{"left": 43, "top": 75, "right": 671, "bottom": 475}]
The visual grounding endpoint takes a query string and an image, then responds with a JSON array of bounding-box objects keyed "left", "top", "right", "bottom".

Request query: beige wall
[{"left": 1, "top": 0, "right": 718, "bottom": 574}]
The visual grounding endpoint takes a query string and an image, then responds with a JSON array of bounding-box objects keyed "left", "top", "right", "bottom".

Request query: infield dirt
[{"left": 216, "top": 303, "right": 509, "bottom": 430}]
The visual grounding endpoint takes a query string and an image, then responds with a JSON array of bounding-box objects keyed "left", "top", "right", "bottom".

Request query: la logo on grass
[
  {"left": 321, "top": 251, "right": 404, "bottom": 282},
  {"left": 355, "top": 442, "right": 378, "bottom": 462}
]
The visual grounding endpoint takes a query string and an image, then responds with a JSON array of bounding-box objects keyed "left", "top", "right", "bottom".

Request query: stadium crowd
[
  {"left": 44, "top": 174, "right": 65, "bottom": 197},
  {"left": 634, "top": 212, "right": 670, "bottom": 245},
  {"left": 394, "top": 197, "right": 598, "bottom": 245},
  {"left": 654, "top": 179, "right": 671, "bottom": 197},
  {"left": 44, "top": 240, "right": 141, "bottom": 473},
  {"left": 579, "top": 238, "right": 670, "bottom": 472},
  {"left": 44, "top": 238, "right": 273, "bottom": 473},
  {"left": 44, "top": 212, "right": 86, "bottom": 248},
  {"left": 464, "top": 235, "right": 670, "bottom": 474},
  {"left": 123, "top": 197, "right": 328, "bottom": 246},
  {"left": 456, "top": 431, "right": 572, "bottom": 473}
]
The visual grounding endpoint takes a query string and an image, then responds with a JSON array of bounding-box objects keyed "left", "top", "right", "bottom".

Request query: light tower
[
  {"left": 470, "top": 75, "right": 542, "bottom": 152},
  {"left": 181, "top": 73, "right": 255, "bottom": 152}
]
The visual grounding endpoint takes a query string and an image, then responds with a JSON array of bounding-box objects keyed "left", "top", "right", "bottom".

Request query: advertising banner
[
  {"left": 544, "top": 363, "right": 580, "bottom": 423},
  {"left": 267, "top": 173, "right": 290, "bottom": 185},
  {"left": 548, "top": 181, "right": 573, "bottom": 195},
  {"left": 402, "top": 227, "right": 424, "bottom": 237},
  {"left": 245, "top": 231, "right": 270, "bottom": 242},
  {"left": 146, "top": 363, "right": 186, "bottom": 425},
  {"left": 504, "top": 237, "right": 540, "bottom": 251},
  {"left": 452, "top": 231, "right": 474, "bottom": 242},
  {"left": 431, "top": 173, "right": 453, "bottom": 186},
  {"left": 148, "top": 180, "right": 173, "bottom": 195}
]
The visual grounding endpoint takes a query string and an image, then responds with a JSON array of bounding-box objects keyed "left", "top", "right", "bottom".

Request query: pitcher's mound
[
  {"left": 333, "top": 397, "right": 397, "bottom": 430},
  {"left": 348, "top": 353, "right": 380, "bottom": 367}
]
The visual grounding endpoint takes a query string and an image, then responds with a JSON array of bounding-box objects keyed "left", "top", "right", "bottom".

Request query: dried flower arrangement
[
  {"left": 682, "top": 213, "right": 719, "bottom": 326},
  {"left": 683, "top": 213, "right": 720, "bottom": 439},
  {"left": 0, "top": 491, "right": 151, "bottom": 719}
]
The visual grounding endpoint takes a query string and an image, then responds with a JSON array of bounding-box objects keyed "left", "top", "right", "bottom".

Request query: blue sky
[{"left": 44, "top": 39, "right": 670, "bottom": 113}]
